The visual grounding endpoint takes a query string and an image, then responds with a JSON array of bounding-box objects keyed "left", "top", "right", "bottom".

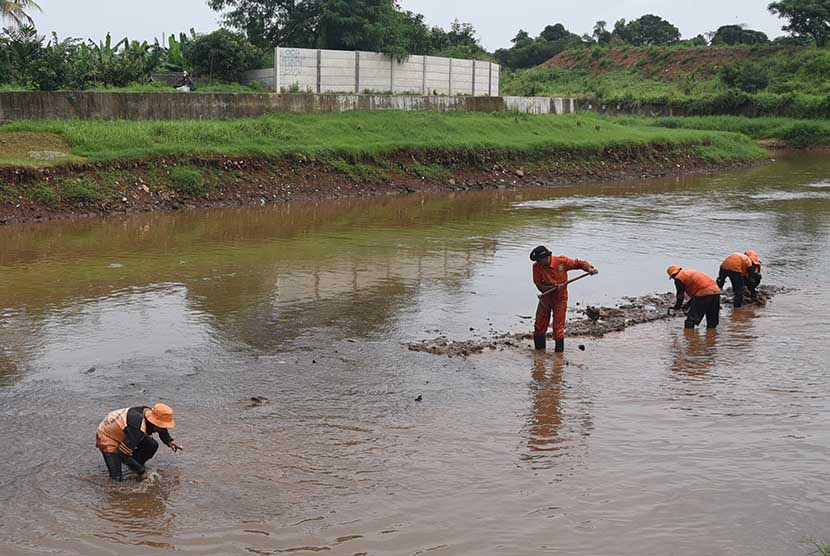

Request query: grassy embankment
[
  {"left": 0, "top": 111, "right": 763, "bottom": 212},
  {"left": 502, "top": 46, "right": 830, "bottom": 119},
  {"left": 610, "top": 115, "right": 830, "bottom": 148}
]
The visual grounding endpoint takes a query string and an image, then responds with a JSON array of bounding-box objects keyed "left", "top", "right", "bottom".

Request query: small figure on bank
[
  {"left": 175, "top": 71, "right": 196, "bottom": 92},
  {"left": 668, "top": 266, "right": 721, "bottom": 330},
  {"left": 531, "top": 245, "right": 598, "bottom": 353},
  {"left": 717, "top": 251, "right": 762, "bottom": 307},
  {"left": 95, "top": 403, "right": 183, "bottom": 481}
]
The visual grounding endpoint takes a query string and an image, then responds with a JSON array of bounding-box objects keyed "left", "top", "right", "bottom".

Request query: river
[{"left": 1, "top": 153, "right": 829, "bottom": 555}]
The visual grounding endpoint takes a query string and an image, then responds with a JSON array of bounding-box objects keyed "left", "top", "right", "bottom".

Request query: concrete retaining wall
[
  {"left": 0, "top": 92, "right": 576, "bottom": 122},
  {"left": 257, "top": 47, "right": 501, "bottom": 96}
]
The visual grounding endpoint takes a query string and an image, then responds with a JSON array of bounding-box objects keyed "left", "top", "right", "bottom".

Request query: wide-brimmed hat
[
  {"left": 146, "top": 403, "right": 175, "bottom": 429},
  {"left": 530, "top": 245, "right": 553, "bottom": 262}
]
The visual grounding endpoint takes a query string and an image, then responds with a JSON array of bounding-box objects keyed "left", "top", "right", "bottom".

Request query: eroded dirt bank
[
  {"left": 406, "top": 286, "right": 784, "bottom": 358},
  {"left": 0, "top": 146, "right": 767, "bottom": 226}
]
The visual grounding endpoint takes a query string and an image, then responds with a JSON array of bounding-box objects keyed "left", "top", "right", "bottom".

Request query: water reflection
[
  {"left": 670, "top": 329, "right": 719, "bottom": 378},
  {"left": 94, "top": 472, "right": 180, "bottom": 549},
  {"left": 527, "top": 354, "right": 566, "bottom": 461}
]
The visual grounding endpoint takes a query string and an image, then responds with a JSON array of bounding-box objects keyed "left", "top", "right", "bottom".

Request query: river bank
[{"left": 0, "top": 111, "right": 765, "bottom": 225}]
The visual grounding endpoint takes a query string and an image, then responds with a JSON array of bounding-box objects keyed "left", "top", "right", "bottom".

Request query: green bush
[
  {"left": 169, "top": 167, "right": 206, "bottom": 195},
  {"left": 184, "top": 30, "right": 263, "bottom": 83},
  {"left": 28, "top": 185, "right": 59, "bottom": 207},
  {"left": 781, "top": 124, "right": 829, "bottom": 147},
  {"left": 62, "top": 181, "right": 99, "bottom": 204},
  {"left": 720, "top": 61, "right": 770, "bottom": 93}
]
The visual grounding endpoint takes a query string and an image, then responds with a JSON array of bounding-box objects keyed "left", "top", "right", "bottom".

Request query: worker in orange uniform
[
  {"left": 531, "top": 245, "right": 598, "bottom": 352},
  {"left": 744, "top": 250, "right": 763, "bottom": 300},
  {"left": 95, "top": 403, "right": 183, "bottom": 481},
  {"left": 717, "top": 251, "right": 762, "bottom": 308},
  {"left": 668, "top": 266, "right": 721, "bottom": 329}
]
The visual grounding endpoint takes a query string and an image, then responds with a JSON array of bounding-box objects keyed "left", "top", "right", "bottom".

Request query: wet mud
[{"left": 406, "top": 285, "right": 783, "bottom": 358}]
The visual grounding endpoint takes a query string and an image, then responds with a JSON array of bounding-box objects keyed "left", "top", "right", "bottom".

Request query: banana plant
[{"left": 0, "top": 0, "right": 42, "bottom": 28}]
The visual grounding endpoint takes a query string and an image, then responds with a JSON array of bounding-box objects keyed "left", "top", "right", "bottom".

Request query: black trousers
[
  {"left": 102, "top": 436, "right": 159, "bottom": 481},
  {"left": 685, "top": 294, "right": 721, "bottom": 329},
  {"left": 718, "top": 268, "right": 746, "bottom": 307}
]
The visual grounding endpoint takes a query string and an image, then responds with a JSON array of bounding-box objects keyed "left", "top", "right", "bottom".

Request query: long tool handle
[{"left": 537, "top": 272, "right": 593, "bottom": 299}]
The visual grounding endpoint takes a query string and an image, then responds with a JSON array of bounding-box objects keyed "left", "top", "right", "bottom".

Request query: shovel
[
  {"left": 537, "top": 272, "right": 595, "bottom": 299},
  {"left": 537, "top": 272, "right": 596, "bottom": 309}
]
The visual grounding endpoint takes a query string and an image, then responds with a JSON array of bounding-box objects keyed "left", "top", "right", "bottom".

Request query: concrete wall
[
  {"left": 0, "top": 92, "right": 576, "bottom": 122},
  {"left": 259, "top": 47, "right": 501, "bottom": 96}
]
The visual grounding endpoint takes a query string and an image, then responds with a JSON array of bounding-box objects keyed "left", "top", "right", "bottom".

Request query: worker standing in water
[
  {"left": 95, "top": 403, "right": 183, "bottom": 481},
  {"left": 668, "top": 266, "right": 721, "bottom": 329},
  {"left": 745, "top": 250, "right": 763, "bottom": 300},
  {"left": 717, "top": 251, "right": 762, "bottom": 308},
  {"left": 531, "top": 245, "right": 598, "bottom": 352}
]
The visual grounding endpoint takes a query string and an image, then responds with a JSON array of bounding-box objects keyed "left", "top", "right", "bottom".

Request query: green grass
[
  {"left": 0, "top": 111, "right": 765, "bottom": 164},
  {"left": 501, "top": 46, "right": 830, "bottom": 119},
  {"left": 409, "top": 161, "right": 452, "bottom": 180},
  {"left": 169, "top": 167, "right": 207, "bottom": 195},
  {"left": 61, "top": 180, "right": 100, "bottom": 204},
  {"left": 0, "top": 81, "right": 269, "bottom": 94},
  {"left": 614, "top": 115, "right": 830, "bottom": 147},
  {"left": 28, "top": 184, "right": 59, "bottom": 207}
]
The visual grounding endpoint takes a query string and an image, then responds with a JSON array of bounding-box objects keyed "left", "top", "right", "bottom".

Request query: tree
[
  {"left": 592, "top": 20, "right": 612, "bottom": 45},
  {"left": 768, "top": 0, "right": 830, "bottom": 47},
  {"left": 540, "top": 23, "right": 572, "bottom": 42},
  {"left": 0, "top": 0, "right": 41, "bottom": 28},
  {"left": 185, "top": 29, "right": 263, "bottom": 81},
  {"left": 317, "top": 0, "right": 409, "bottom": 55},
  {"left": 207, "top": 0, "right": 320, "bottom": 49},
  {"left": 614, "top": 14, "right": 681, "bottom": 46},
  {"left": 711, "top": 24, "right": 770, "bottom": 45},
  {"left": 511, "top": 29, "right": 532, "bottom": 46}
]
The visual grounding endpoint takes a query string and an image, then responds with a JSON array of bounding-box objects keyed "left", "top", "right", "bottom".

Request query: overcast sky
[{"left": 30, "top": 0, "right": 785, "bottom": 50}]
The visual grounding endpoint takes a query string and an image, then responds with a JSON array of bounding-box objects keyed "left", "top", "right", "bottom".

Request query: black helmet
[{"left": 530, "top": 245, "right": 552, "bottom": 262}]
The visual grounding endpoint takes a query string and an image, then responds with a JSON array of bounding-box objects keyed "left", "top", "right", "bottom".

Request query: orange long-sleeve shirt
[{"left": 533, "top": 256, "right": 593, "bottom": 292}]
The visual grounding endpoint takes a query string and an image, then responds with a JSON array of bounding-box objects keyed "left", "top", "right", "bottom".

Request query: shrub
[
  {"left": 29, "top": 185, "right": 59, "bottom": 207},
  {"left": 185, "top": 30, "right": 263, "bottom": 83},
  {"left": 720, "top": 61, "right": 770, "bottom": 93},
  {"left": 781, "top": 124, "right": 829, "bottom": 147},
  {"left": 62, "top": 181, "right": 100, "bottom": 204},
  {"left": 169, "top": 167, "right": 206, "bottom": 195}
]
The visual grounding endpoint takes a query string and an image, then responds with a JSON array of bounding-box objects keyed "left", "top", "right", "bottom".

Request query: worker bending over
[
  {"left": 95, "top": 403, "right": 183, "bottom": 481},
  {"left": 717, "top": 251, "right": 762, "bottom": 307},
  {"left": 531, "top": 245, "right": 598, "bottom": 352},
  {"left": 668, "top": 266, "right": 721, "bottom": 329}
]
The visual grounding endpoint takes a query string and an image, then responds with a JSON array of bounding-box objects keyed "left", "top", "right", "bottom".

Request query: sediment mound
[{"left": 406, "top": 286, "right": 783, "bottom": 358}]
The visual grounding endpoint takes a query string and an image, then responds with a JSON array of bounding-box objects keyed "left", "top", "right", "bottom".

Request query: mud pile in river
[{"left": 406, "top": 285, "right": 783, "bottom": 358}]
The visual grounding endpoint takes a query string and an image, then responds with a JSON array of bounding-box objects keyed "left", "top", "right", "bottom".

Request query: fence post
[
  {"left": 448, "top": 58, "right": 453, "bottom": 96},
  {"left": 274, "top": 46, "right": 280, "bottom": 93},
  {"left": 355, "top": 51, "right": 360, "bottom": 94},
  {"left": 390, "top": 55, "right": 394, "bottom": 93},
  {"left": 422, "top": 55, "right": 427, "bottom": 95},
  {"left": 316, "top": 49, "right": 322, "bottom": 94},
  {"left": 472, "top": 59, "right": 476, "bottom": 97},
  {"left": 488, "top": 62, "right": 492, "bottom": 97}
]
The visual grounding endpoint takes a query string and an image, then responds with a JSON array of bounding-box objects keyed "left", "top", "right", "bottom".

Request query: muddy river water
[{"left": 1, "top": 153, "right": 830, "bottom": 555}]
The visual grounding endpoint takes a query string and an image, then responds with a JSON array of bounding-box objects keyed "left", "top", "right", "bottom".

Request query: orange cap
[
  {"left": 745, "top": 250, "right": 761, "bottom": 266},
  {"left": 145, "top": 403, "right": 175, "bottom": 429},
  {"left": 667, "top": 265, "right": 681, "bottom": 279}
]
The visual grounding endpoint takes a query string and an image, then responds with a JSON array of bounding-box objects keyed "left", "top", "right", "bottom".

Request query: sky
[{"left": 29, "top": 0, "right": 785, "bottom": 50}]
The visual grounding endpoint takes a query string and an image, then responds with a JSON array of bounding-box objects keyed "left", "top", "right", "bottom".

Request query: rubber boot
[
  {"left": 554, "top": 339, "right": 565, "bottom": 353},
  {"left": 533, "top": 336, "right": 546, "bottom": 350},
  {"left": 684, "top": 321, "right": 695, "bottom": 329}
]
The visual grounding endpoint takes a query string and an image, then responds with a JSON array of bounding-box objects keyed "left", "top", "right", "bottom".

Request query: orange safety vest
[
  {"left": 676, "top": 269, "right": 720, "bottom": 297},
  {"left": 95, "top": 408, "right": 147, "bottom": 454},
  {"left": 721, "top": 253, "right": 753, "bottom": 276}
]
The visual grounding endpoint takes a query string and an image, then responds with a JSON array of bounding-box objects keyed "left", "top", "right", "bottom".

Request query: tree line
[{"left": 2, "top": 0, "right": 829, "bottom": 89}]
